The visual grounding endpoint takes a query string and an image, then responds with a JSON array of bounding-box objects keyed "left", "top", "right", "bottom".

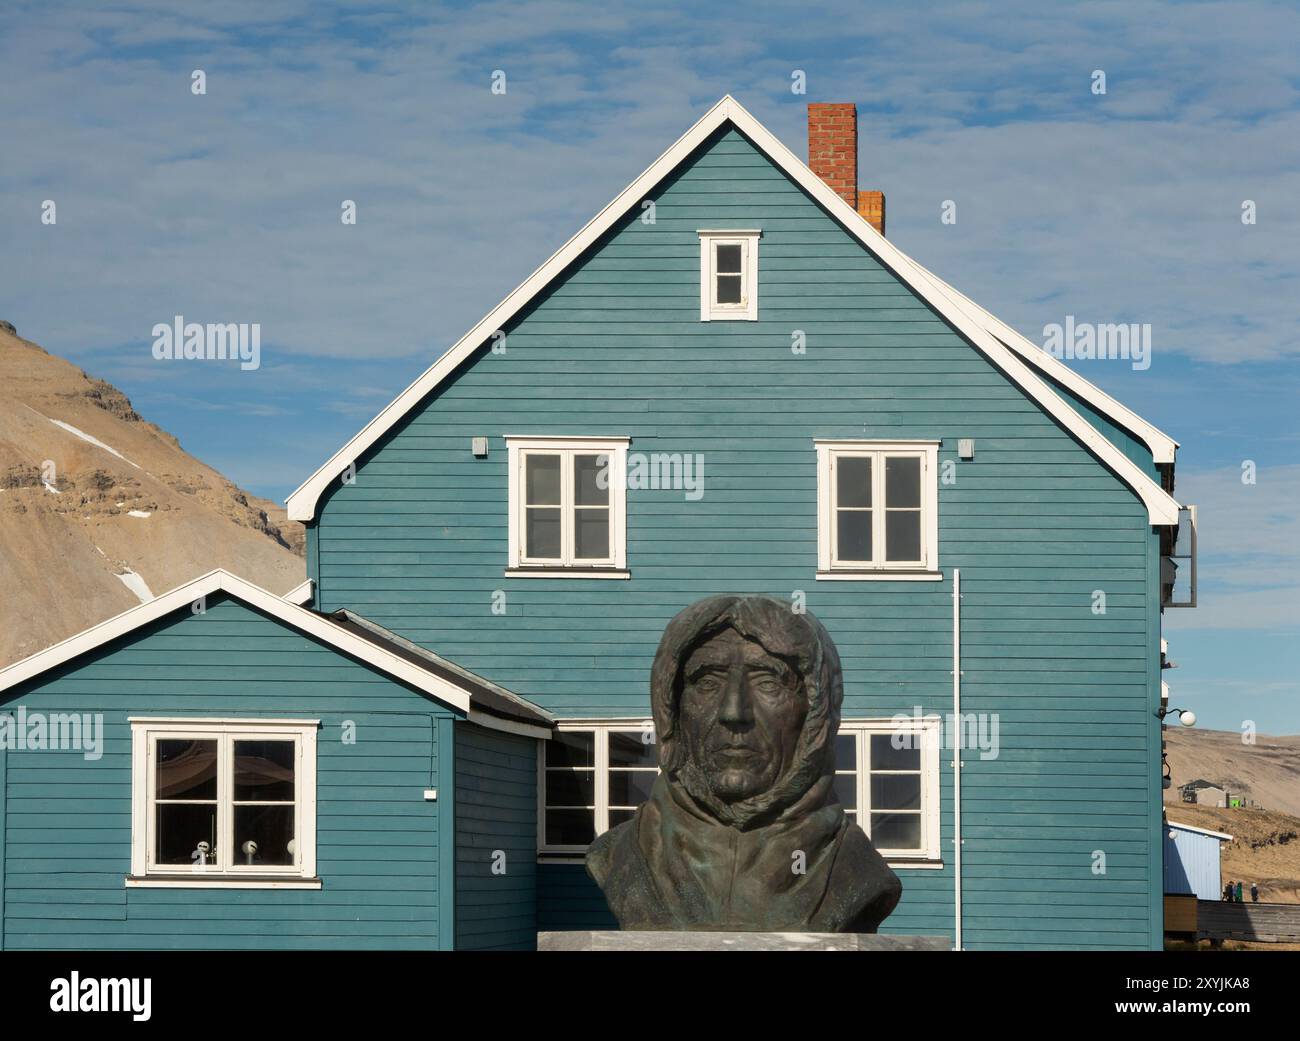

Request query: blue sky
[{"left": 2, "top": 1, "right": 1297, "bottom": 731}]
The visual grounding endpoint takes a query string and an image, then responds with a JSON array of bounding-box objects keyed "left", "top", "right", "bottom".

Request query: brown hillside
[
  {"left": 1164, "top": 725, "right": 1300, "bottom": 817},
  {"left": 0, "top": 324, "right": 304, "bottom": 666}
]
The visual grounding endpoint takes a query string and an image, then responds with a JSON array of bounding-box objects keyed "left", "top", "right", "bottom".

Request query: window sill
[
  {"left": 125, "top": 875, "right": 322, "bottom": 890},
  {"left": 504, "top": 568, "right": 630, "bottom": 580},
  {"left": 816, "top": 570, "right": 943, "bottom": 582},
  {"left": 885, "top": 860, "right": 945, "bottom": 870}
]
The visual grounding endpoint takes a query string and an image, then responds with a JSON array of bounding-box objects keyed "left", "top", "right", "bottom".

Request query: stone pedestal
[{"left": 539, "top": 930, "right": 950, "bottom": 951}]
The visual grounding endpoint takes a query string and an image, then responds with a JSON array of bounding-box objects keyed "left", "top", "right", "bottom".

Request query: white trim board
[
  {"left": 284, "top": 95, "right": 1182, "bottom": 526},
  {"left": 1166, "top": 820, "right": 1233, "bottom": 842},
  {"left": 0, "top": 569, "right": 533, "bottom": 738}
]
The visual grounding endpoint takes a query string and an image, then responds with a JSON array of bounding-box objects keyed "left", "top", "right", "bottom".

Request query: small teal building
[{"left": 0, "top": 96, "right": 1194, "bottom": 950}]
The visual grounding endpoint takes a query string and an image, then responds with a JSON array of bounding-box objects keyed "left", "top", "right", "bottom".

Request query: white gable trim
[
  {"left": 1166, "top": 820, "right": 1233, "bottom": 842},
  {"left": 285, "top": 96, "right": 1181, "bottom": 525},
  {"left": 903, "top": 260, "right": 1178, "bottom": 464},
  {"left": 0, "top": 569, "right": 539, "bottom": 736}
]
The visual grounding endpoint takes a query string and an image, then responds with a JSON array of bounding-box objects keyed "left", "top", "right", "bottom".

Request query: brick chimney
[{"left": 807, "top": 102, "right": 886, "bottom": 236}]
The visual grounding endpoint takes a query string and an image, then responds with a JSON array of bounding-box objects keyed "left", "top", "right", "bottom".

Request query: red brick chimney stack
[{"left": 807, "top": 102, "right": 886, "bottom": 236}]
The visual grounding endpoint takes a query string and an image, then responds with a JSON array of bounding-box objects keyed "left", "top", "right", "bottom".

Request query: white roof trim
[
  {"left": 0, "top": 569, "right": 529, "bottom": 736},
  {"left": 1166, "top": 820, "right": 1233, "bottom": 842},
  {"left": 903, "top": 260, "right": 1178, "bottom": 464},
  {"left": 285, "top": 95, "right": 1181, "bottom": 525},
  {"left": 283, "top": 578, "right": 314, "bottom": 606}
]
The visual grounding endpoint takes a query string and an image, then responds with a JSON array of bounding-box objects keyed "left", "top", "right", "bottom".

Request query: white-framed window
[
  {"left": 538, "top": 721, "right": 658, "bottom": 854},
  {"left": 835, "top": 718, "right": 942, "bottom": 862},
  {"left": 129, "top": 718, "right": 319, "bottom": 887},
  {"left": 505, "top": 436, "right": 629, "bottom": 575},
  {"left": 815, "top": 440, "right": 940, "bottom": 578},
  {"left": 698, "top": 229, "right": 760, "bottom": 321},
  {"left": 538, "top": 718, "right": 941, "bottom": 865}
]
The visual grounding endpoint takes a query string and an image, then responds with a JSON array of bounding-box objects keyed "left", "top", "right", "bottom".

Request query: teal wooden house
[{"left": 0, "top": 96, "right": 1194, "bottom": 950}]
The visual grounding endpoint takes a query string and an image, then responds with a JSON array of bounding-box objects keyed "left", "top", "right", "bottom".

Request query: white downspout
[{"left": 952, "top": 568, "right": 963, "bottom": 951}]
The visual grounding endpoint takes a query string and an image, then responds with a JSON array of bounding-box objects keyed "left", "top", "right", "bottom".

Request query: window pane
[
  {"left": 574, "top": 454, "right": 609, "bottom": 506},
  {"left": 545, "top": 769, "right": 594, "bottom": 807},
  {"left": 715, "top": 243, "right": 742, "bottom": 272},
  {"left": 608, "top": 808, "right": 637, "bottom": 829},
  {"left": 871, "top": 733, "right": 921, "bottom": 770},
  {"left": 836, "top": 510, "right": 872, "bottom": 561},
  {"left": 871, "top": 811, "right": 922, "bottom": 850},
  {"left": 871, "top": 773, "right": 921, "bottom": 811},
  {"left": 834, "top": 733, "right": 857, "bottom": 770},
  {"left": 233, "top": 740, "right": 295, "bottom": 802},
  {"left": 547, "top": 731, "right": 594, "bottom": 769},
  {"left": 574, "top": 508, "right": 610, "bottom": 560},
  {"left": 833, "top": 773, "right": 857, "bottom": 811},
  {"left": 526, "top": 507, "right": 561, "bottom": 558},
  {"left": 836, "top": 457, "right": 872, "bottom": 507},
  {"left": 156, "top": 739, "right": 217, "bottom": 800},
  {"left": 609, "top": 770, "right": 656, "bottom": 806},
  {"left": 547, "top": 808, "right": 596, "bottom": 846},
  {"left": 525, "top": 454, "right": 561, "bottom": 505},
  {"left": 885, "top": 509, "right": 921, "bottom": 562},
  {"left": 609, "top": 731, "right": 656, "bottom": 767},
  {"left": 156, "top": 803, "right": 217, "bottom": 865},
  {"left": 885, "top": 456, "right": 921, "bottom": 508},
  {"left": 233, "top": 805, "right": 295, "bottom": 866},
  {"left": 716, "top": 274, "right": 742, "bottom": 304}
]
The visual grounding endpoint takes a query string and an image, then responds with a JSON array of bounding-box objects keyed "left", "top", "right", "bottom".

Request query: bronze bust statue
[{"left": 587, "top": 595, "right": 902, "bottom": 932}]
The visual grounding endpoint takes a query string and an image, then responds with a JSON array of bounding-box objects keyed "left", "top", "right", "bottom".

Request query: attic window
[{"left": 699, "top": 230, "right": 760, "bottom": 321}]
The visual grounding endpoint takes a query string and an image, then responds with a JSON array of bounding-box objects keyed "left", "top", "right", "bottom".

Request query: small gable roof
[
  {"left": 285, "top": 95, "right": 1182, "bottom": 525},
  {"left": 0, "top": 569, "right": 553, "bottom": 739}
]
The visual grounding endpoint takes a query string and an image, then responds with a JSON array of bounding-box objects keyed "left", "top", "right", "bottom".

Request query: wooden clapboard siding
[
  {"left": 454, "top": 724, "right": 537, "bottom": 950},
  {"left": 0, "top": 594, "right": 457, "bottom": 950},
  {"left": 312, "top": 125, "right": 1162, "bottom": 949}
]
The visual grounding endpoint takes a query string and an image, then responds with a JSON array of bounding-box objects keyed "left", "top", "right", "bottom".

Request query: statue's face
[{"left": 679, "top": 628, "right": 807, "bottom": 803}]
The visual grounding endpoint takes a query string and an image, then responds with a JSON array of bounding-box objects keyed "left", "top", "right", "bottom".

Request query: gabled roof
[
  {"left": 0, "top": 570, "right": 552, "bottom": 739},
  {"left": 285, "top": 95, "right": 1182, "bottom": 525}
]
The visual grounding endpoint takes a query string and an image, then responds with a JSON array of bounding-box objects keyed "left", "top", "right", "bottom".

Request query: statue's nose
[{"left": 718, "top": 671, "right": 754, "bottom": 726}]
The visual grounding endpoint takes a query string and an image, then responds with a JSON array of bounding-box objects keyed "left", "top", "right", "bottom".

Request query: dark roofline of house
[{"left": 322, "top": 608, "right": 554, "bottom": 730}]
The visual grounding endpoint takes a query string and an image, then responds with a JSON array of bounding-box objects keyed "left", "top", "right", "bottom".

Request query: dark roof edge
[{"left": 323, "top": 609, "right": 555, "bottom": 729}]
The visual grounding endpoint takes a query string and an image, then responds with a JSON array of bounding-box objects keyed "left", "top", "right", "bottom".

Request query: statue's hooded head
[{"left": 650, "top": 595, "right": 842, "bottom": 830}]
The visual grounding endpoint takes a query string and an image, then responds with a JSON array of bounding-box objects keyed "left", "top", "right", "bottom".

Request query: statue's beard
[
  {"left": 675, "top": 740, "right": 812, "bottom": 831},
  {"left": 697, "top": 743, "right": 781, "bottom": 803}
]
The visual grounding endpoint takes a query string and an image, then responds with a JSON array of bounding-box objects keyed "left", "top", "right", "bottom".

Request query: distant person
[
  {"left": 1224, "top": 880, "right": 1234, "bottom": 902},
  {"left": 1251, "top": 882, "right": 1259, "bottom": 903},
  {"left": 1235, "top": 881, "right": 1244, "bottom": 902}
]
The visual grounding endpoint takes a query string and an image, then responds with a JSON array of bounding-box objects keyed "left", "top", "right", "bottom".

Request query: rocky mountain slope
[
  {"left": 1164, "top": 726, "right": 1300, "bottom": 817},
  {"left": 0, "top": 322, "right": 304, "bottom": 667}
]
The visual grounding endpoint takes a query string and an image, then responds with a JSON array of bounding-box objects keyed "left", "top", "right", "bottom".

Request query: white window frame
[
  {"left": 816, "top": 439, "right": 941, "bottom": 579},
  {"left": 505, "top": 436, "right": 630, "bottom": 576},
  {"left": 128, "top": 718, "right": 319, "bottom": 888},
  {"left": 538, "top": 717, "right": 941, "bottom": 867},
  {"left": 698, "top": 229, "right": 760, "bottom": 321},
  {"left": 838, "top": 717, "right": 942, "bottom": 863},
  {"left": 537, "top": 720, "right": 659, "bottom": 856}
]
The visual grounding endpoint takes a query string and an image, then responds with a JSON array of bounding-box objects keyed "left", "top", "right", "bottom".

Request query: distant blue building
[{"left": 1164, "top": 820, "right": 1231, "bottom": 901}]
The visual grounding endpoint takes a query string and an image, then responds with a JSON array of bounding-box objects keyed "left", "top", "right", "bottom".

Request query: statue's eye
[{"left": 692, "top": 674, "right": 723, "bottom": 695}]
